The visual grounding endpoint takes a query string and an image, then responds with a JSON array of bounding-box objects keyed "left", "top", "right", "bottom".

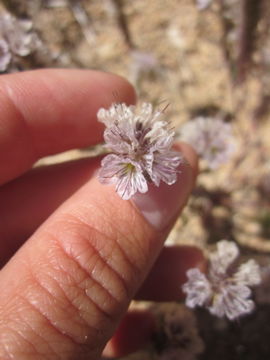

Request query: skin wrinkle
[
  {"left": 92, "top": 225, "right": 139, "bottom": 294},
  {"left": 57, "top": 248, "right": 118, "bottom": 320},
  {"left": 1, "top": 255, "right": 118, "bottom": 359},
  {"left": 79, "top": 189, "right": 153, "bottom": 280},
  {"left": 50, "top": 182, "right": 159, "bottom": 304},
  {"left": 45, "top": 230, "right": 122, "bottom": 322},
  {"left": 14, "top": 314, "right": 58, "bottom": 360},
  {"left": 98, "top": 197, "right": 149, "bottom": 274},
  {"left": 50, "top": 214, "right": 131, "bottom": 306},
  {"left": 24, "top": 269, "right": 86, "bottom": 347},
  {"left": 79, "top": 230, "right": 131, "bottom": 304},
  {"left": 54, "top": 201, "right": 140, "bottom": 297},
  {"left": 20, "top": 265, "right": 105, "bottom": 360},
  {"left": 21, "top": 222, "right": 135, "bottom": 352},
  {"left": 70, "top": 201, "right": 141, "bottom": 292},
  {"left": 1, "top": 327, "right": 38, "bottom": 360},
  {"left": 29, "top": 236, "right": 119, "bottom": 332},
  {"left": 7, "top": 316, "right": 94, "bottom": 360},
  {"left": 7, "top": 255, "right": 108, "bottom": 356},
  {"left": 0, "top": 295, "right": 60, "bottom": 360}
]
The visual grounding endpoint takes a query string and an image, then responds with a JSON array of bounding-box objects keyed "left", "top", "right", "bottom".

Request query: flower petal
[
  {"left": 98, "top": 154, "right": 124, "bottom": 185},
  {"left": 116, "top": 166, "right": 148, "bottom": 200},
  {"left": 234, "top": 259, "right": 261, "bottom": 286},
  {"left": 210, "top": 240, "right": 239, "bottom": 275},
  {"left": 209, "top": 284, "right": 254, "bottom": 320},
  {"left": 182, "top": 268, "right": 212, "bottom": 308},
  {"left": 0, "top": 39, "right": 11, "bottom": 72},
  {"left": 99, "top": 154, "right": 148, "bottom": 200},
  {"left": 149, "top": 151, "right": 182, "bottom": 186}
]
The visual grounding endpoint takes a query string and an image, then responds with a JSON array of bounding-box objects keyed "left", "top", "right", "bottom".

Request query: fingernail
[{"left": 132, "top": 158, "right": 195, "bottom": 231}]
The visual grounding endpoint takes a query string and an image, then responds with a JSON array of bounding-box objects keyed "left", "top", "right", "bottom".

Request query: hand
[{"left": 0, "top": 69, "right": 204, "bottom": 359}]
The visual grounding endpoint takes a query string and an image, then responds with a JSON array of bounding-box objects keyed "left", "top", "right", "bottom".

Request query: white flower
[
  {"left": 0, "top": 13, "right": 40, "bottom": 72},
  {"left": 97, "top": 103, "right": 182, "bottom": 200},
  {"left": 183, "top": 268, "right": 212, "bottom": 308},
  {"left": 0, "top": 39, "right": 11, "bottom": 72},
  {"left": 99, "top": 154, "right": 148, "bottom": 200},
  {"left": 209, "top": 239, "right": 239, "bottom": 275},
  {"left": 180, "top": 117, "right": 235, "bottom": 169},
  {"left": 182, "top": 240, "right": 261, "bottom": 320}
]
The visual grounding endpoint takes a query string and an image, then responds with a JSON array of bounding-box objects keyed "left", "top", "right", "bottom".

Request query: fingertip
[
  {"left": 0, "top": 69, "right": 137, "bottom": 184},
  {"left": 104, "top": 71, "right": 137, "bottom": 106}
]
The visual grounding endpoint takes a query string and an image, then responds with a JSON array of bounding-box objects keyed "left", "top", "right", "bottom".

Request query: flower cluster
[
  {"left": 182, "top": 240, "right": 261, "bottom": 320},
  {"left": 180, "top": 117, "right": 235, "bottom": 169},
  {"left": 97, "top": 102, "right": 182, "bottom": 200},
  {"left": 0, "top": 12, "right": 40, "bottom": 72}
]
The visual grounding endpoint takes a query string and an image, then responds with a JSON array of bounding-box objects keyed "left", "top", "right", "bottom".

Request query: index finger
[{"left": 0, "top": 69, "right": 136, "bottom": 185}]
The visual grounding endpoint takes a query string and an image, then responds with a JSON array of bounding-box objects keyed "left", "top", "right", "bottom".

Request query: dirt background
[{"left": 2, "top": 0, "right": 270, "bottom": 359}]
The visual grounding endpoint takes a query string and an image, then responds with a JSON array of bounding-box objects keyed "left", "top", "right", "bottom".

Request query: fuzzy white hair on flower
[
  {"left": 97, "top": 102, "right": 182, "bottom": 200},
  {"left": 180, "top": 117, "right": 235, "bottom": 169},
  {"left": 182, "top": 240, "right": 262, "bottom": 320}
]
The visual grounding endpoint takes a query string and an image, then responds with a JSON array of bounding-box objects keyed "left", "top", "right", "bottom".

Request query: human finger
[
  {"left": 0, "top": 146, "right": 199, "bottom": 272},
  {"left": 0, "top": 157, "right": 100, "bottom": 267},
  {"left": 0, "top": 69, "right": 135, "bottom": 185},
  {"left": 0, "top": 144, "right": 197, "bottom": 359}
]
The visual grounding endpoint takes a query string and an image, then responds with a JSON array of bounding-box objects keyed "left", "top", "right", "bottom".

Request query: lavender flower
[
  {"left": 182, "top": 240, "right": 261, "bottom": 320},
  {"left": 0, "top": 13, "right": 40, "bottom": 72},
  {"left": 180, "top": 117, "right": 235, "bottom": 169},
  {"left": 97, "top": 102, "right": 182, "bottom": 200}
]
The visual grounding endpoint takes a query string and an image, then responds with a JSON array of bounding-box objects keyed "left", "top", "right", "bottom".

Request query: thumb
[{"left": 0, "top": 144, "right": 197, "bottom": 360}]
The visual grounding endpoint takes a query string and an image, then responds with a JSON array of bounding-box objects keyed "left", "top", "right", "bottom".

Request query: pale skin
[{"left": 0, "top": 69, "right": 204, "bottom": 359}]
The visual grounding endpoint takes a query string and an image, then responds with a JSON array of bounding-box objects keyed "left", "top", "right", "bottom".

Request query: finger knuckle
[{"left": 16, "top": 213, "right": 140, "bottom": 353}]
